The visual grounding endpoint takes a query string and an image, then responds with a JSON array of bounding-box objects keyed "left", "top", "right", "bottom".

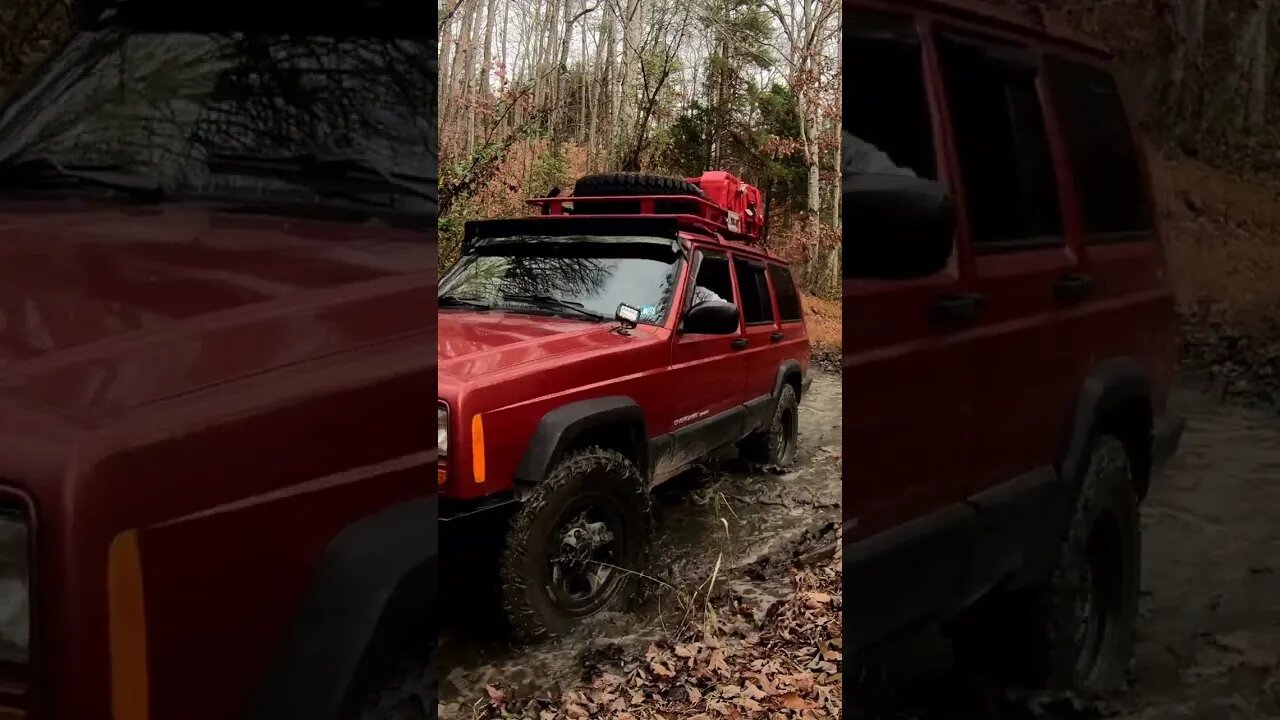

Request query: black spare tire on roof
[
  {"left": 573, "top": 172, "right": 704, "bottom": 197},
  {"left": 572, "top": 173, "right": 705, "bottom": 216}
]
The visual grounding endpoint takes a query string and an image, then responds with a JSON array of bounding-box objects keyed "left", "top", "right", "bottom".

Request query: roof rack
[
  {"left": 913, "top": 0, "right": 1106, "bottom": 56},
  {"left": 526, "top": 194, "right": 765, "bottom": 246}
]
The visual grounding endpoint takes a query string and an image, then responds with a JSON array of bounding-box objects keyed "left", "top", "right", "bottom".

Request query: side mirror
[
  {"left": 844, "top": 173, "right": 955, "bottom": 280},
  {"left": 681, "top": 301, "right": 739, "bottom": 335}
]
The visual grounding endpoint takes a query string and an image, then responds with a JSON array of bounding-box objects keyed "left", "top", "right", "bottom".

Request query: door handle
[
  {"left": 928, "top": 293, "right": 983, "bottom": 325},
  {"left": 731, "top": 338, "right": 749, "bottom": 350},
  {"left": 770, "top": 332, "right": 784, "bottom": 343},
  {"left": 1054, "top": 273, "right": 1095, "bottom": 304}
]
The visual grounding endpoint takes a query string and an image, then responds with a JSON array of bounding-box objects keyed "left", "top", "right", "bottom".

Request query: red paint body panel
[
  {"left": 845, "top": 0, "right": 1178, "bottom": 544},
  {"left": 439, "top": 194, "right": 810, "bottom": 503},
  {"left": 0, "top": 199, "right": 434, "bottom": 719}
]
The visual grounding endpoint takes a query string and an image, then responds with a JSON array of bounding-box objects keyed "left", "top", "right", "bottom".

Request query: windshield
[
  {"left": 439, "top": 236, "right": 682, "bottom": 325},
  {"left": 0, "top": 28, "right": 433, "bottom": 218}
]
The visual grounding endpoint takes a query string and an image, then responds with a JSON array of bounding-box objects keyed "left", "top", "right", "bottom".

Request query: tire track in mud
[
  {"left": 438, "top": 372, "right": 843, "bottom": 718},
  {"left": 850, "top": 386, "right": 1280, "bottom": 720}
]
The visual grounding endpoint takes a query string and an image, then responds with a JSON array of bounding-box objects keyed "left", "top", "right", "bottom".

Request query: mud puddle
[
  {"left": 850, "top": 385, "right": 1280, "bottom": 720},
  {"left": 438, "top": 372, "right": 842, "bottom": 718}
]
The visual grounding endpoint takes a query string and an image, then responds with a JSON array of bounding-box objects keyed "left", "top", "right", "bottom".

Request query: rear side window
[
  {"left": 845, "top": 11, "right": 936, "bottom": 179},
  {"left": 939, "top": 35, "right": 1063, "bottom": 251},
  {"left": 768, "top": 264, "right": 803, "bottom": 322},
  {"left": 1046, "top": 58, "right": 1152, "bottom": 238},
  {"left": 733, "top": 259, "right": 774, "bottom": 325}
]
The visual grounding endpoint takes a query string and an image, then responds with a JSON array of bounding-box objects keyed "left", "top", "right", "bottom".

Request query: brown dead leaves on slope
[{"left": 472, "top": 549, "right": 843, "bottom": 720}]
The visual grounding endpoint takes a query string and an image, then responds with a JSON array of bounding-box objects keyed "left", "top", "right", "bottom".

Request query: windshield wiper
[
  {"left": 0, "top": 158, "right": 165, "bottom": 202},
  {"left": 208, "top": 153, "right": 432, "bottom": 201},
  {"left": 439, "top": 294, "right": 491, "bottom": 309},
  {"left": 502, "top": 293, "right": 608, "bottom": 322}
]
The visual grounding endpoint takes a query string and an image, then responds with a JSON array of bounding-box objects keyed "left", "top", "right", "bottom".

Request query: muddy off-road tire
[
  {"left": 500, "top": 447, "right": 652, "bottom": 641},
  {"left": 573, "top": 172, "right": 704, "bottom": 197},
  {"left": 572, "top": 173, "right": 704, "bottom": 215},
  {"left": 348, "top": 645, "right": 437, "bottom": 720},
  {"left": 953, "top": 435, "right": 1140, "bottom": 695},
  {"left": 741, "top": 384, "right": 800, "bottom": 469}
]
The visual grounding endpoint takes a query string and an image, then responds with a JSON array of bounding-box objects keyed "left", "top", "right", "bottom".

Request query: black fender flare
[
  {"left": 772, "top": 360, "right": 803, "bottom": 405},
  {"left": 1060, "top": 357, "right": 1153, "bottom": 487},
  {"left": 513, "top": 396, "right": 648, "bottom": 484},
  {"left": 1012, "top": 358, "right": 1153, "bottom": 586},
  {"left": 772, "top": 360, "right": 802, "bottom": 397},
  {"left": 246, "top": 495, "right": 437, "bottom": 720}
]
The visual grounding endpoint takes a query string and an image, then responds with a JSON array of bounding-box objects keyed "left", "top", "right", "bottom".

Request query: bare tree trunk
[
  {"left": 480, "top": 0, "right": 497, "bottom": 103},
  {"left": 1224, "top": 0, "right": 1269, "bottom": 135},
  {"left": 831, "top": 116, "right": 840, "bottom": 228},
  {"left": 440, "top": 17, "right": 455, "bottom": 125},
  {"left": 463, "top": 0, "right": 481, "bottom": 156},
  {"left": 803, "top": 115, "right": 820, "bottom": 239},
  {"left": 1248, "top": 0, "right": 1271, "bottom": 132},
  {"left": 616, "top": 0, "right": 643, "bottom": 165},
  {"left": 579, "top": 0, "right": 588, "bottom": 144},
  {"left": 500, "top": 0, "right": 509, "bottom": 84},
  {"left": 591, "top": 0, "right": 618, "bottom": 169},
  {"left": 546, "top": 0, "right": 563, "bottom": 119},
  {"left": 470, "top": 0, "right": 495, "bottom": 148},
  {"left": 1167, "top": 0, "right": 1207, "bottom": 113},
  {"left": 552, "top": 0, "right": 581, "bottom": 139}
]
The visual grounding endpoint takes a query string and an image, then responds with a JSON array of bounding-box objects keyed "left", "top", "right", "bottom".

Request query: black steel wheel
[{"left": 500, "top": 447, "right": 651, "bottom": 640}]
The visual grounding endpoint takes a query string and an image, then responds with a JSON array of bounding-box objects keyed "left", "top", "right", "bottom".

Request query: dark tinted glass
[
  {"left": 734, "top": 259, "right": 774, "bottom": 325},
  {"left": 769, "top": 264, "right": 802, "bottom": 322},
  {"left": 691, "top": 253, "right": 734, "bottom": 308},
  {"left": 845, "top": 12, "right": 935, "bottom": 179},
  {"left": 0, "top": 29, "right": 432, "bottom": 219},
  {"left": 440, "top": 236, "right": 680, "bottom": 325},
  {"left": 1046, "top": 57, "right": 1151, "bottom": 238},
  {"left": 939, "top": 35, "right": 1062, "bottom": 250}
]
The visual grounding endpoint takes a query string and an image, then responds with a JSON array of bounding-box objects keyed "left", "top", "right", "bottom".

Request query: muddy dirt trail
[
  {"left": 436, "top": 372, "right": 842, "bottom": 718},
  {"left": 852, "top": 385, "right": 1280, "bottom": 720}
]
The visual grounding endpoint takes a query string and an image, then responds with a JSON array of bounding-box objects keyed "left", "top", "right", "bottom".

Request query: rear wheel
[
  {"left": 499, "top": 447, "right": 651, "bottom": 641},
  {"left": 741, "top": 384, "right": 799, "bottom": 469},
  {"left": 953, "top": 435, "right": 1140, "bottom": 695}
]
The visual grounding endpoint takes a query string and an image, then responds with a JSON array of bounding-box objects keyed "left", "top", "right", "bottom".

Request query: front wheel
[{"left": 499, "top": 447, "right": 651, "bottom": 641}]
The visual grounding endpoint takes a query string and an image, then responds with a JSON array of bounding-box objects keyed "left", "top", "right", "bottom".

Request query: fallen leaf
[{"left": 778, "top": 692, "right": 814, "bottom": 710}]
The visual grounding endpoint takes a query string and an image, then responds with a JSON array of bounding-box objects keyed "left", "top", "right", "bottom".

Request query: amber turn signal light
[{"left": 471, "top": 414, "right": 486, "bottom": 484}]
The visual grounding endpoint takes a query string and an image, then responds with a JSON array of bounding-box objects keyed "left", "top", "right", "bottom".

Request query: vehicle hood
[
  {"left": 438, "top": 310, "right": 635, "bottom": 380},
  {"left": 0, "top": 199, "right": 429, "bottom": 423}
]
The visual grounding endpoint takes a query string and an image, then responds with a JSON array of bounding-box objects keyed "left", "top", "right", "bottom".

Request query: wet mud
[
  {"left": 851, "top": 384, "right": 1280, "bottom": 720},
  {"left": 437, "top": 372, "right": 843, "bottom": 718}
]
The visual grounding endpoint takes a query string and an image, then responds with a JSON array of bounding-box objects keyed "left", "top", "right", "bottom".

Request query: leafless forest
[{"left": 437, "top": 0, "right": 843, "bottom": 300}]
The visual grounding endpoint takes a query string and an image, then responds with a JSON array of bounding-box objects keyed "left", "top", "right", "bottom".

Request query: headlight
[
  {"left": 0, "top": 513, "right": 29, "bottom": 664},
  {"left": 437, "top": 404, "right": 448, "bottom": 456}
]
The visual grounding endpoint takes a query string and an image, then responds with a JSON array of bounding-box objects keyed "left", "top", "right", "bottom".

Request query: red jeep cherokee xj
[
  {"left": 0, "top": 3, "right": 434, "bottom": 720},
  {"left": 845, "top": 0, "right": 1185, "bottom": 696},
  {"left": 438, "top": 171, "right": 811, "bottom": 638}
]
